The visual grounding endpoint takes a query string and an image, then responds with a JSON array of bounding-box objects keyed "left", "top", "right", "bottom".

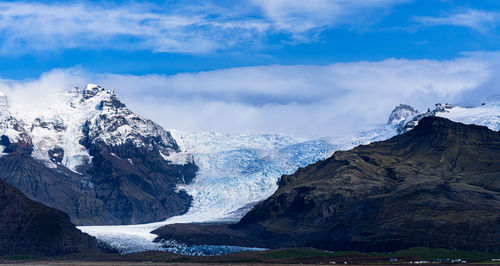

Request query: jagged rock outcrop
[
  {"left": 396, "top": 103, "right": 454, "bottom": 133},
  {"left": 154, "top": 117, "right": 500, "bottom": 252},
  {"left": 0, "top": 177, "right": 101, "bottom": 256},
  {"left": 387, "top": 104, "right": 418, "bottom": 125}
]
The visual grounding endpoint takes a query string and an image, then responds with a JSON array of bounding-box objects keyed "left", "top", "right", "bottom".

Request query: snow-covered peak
[
  {"left": 387, "top": 104, "right": 418, "bottom": 125},
  {"left": 82, "top": 84, "right": 107, "bottom": 99},
  {"left": 1, "top": 84, "right": 181, "bottom": 172},
  {"left": 393, "top": 103, "right": 449, "bottom": 133},
  {"left": 78, "top": 85, "right": 179, "bottom": 155},
  {"left": 436, "top": 102, "right": 500, "bottom": 131},
  {"left": 397, "top": 102, "right": 500, "bottom": 133},
  {"left": 86, "top": 84, "right": 100, "bottom": 90}
]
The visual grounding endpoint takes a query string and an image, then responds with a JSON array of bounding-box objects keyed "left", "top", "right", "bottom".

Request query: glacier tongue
[
  {"left": 80, "top": 131, "right": 341, "bottom": 254},
  {"left": 168, "top": 131, "right": 336, "bottom": 223},
  {"left": 79, "top": 125, "right": 401, "bottom": 254},
  {"left": 76, "top": 101, "right": 500, "bottom": 254}
]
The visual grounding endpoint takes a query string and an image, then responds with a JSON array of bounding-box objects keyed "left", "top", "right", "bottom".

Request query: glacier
[
  {"left": 79, "top": 101, "right": 500, "bottom": 255},
  {"left": 79, "top": 125, "right": 401, "bottom": 254},
  {"left": 4, "top": 83, "right": 500, "bottom": 254},
  {"left": 168, "top": 131, "right": 336, "bottom": 223}
]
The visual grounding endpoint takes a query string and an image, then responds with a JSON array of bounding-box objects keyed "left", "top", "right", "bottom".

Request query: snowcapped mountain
[
  {"left": 436, "top": 103, "right": 500, "bottom": 131},
  {"left": 396, "top": 102, "right": 500, "bottom": 133},
  {"left": 79, "top": 85, "right": 179, "bottom": 160},
  {"left": 77, "top": 107, "right": 406, "bottom": 254},
  {"left": 80, "top": 100, "right": 500, "bottom": 254},
  {"left": 0, "top": 85, "right": 197, "bottom": 225},
  {"left": 11, "top": 84, "right": 180, "bottom": 171},
  {"left": 3, "top": 83, "right": 500, "bottom": 254}
]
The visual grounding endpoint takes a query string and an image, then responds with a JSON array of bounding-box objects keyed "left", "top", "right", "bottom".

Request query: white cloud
[
  {"left": 1, "top": 55, "right": 498, "bottom": 138},
  {"left": 99, "top": 57, "right": 495, "bottom": 137},
  {"left": 0, "top": 0, "right": 406, "bottom": 54},
  {"left": 0, "top": 1, "right": 268, "bottom": 54},
  {"left": 0, "top": 68, "right": 87, "bottom": 119},
  {"left": 251, "top": 0, "right": 407, "bottom": 35},
  {"left": 414, "top": 9, "right": 500, "bottom": 33}
]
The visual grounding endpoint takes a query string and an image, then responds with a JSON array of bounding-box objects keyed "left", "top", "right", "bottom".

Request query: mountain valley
[
  {"left": 154, "top": 117, "right": 500, "bottom": 252},
  {"left": 1, "top": 85, "right": 500, "bottom": 256}
]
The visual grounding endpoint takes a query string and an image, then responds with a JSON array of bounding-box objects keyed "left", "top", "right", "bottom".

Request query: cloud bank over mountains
[{"left": 1, "top": 54, "right": 499, "bottom": 138}]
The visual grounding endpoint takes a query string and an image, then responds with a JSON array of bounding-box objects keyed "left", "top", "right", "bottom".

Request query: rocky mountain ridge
[{"left": 0, "top": 85, "right": 197, "bottom": 225}]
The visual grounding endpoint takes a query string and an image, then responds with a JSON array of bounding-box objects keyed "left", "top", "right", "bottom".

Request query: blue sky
[
  {"left": 0, "top": 0, "right": 499, "bottom": 78},
  {"left": 0, "top": 0, "right": 499, "bottom": 136}
]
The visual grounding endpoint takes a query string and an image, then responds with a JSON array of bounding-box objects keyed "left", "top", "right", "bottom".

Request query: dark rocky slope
[
  {"left": 74, "top": 87, "right": 198, "bottom": 224},
  {"left": 0, "top": 131, "right": 197, "bottom": 225},
  {"left": 0, "top": 177, "right": 101, "bottom": 256},
  {"left": 153, "top": 117, "right": 500, "bottom": 252},
  {"left": 79, "top": 138, "right": 197, "bottom": 225},
  {"left": 0, "top": 152, "right": 97, "bottom": 225}
]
